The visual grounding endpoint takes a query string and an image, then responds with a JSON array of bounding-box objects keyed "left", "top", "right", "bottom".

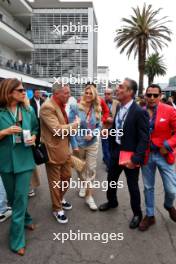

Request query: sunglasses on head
[
  {"left": 15, "top": 88, "right": 26, "bottom": 93},
  {"left": 146, "top": 93, "right": 160, "bottom": 98}
]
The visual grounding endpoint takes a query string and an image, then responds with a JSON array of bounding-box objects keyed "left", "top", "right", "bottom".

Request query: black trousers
[{"left": 107, "top": 148, "right": 142, "bottom": 216}]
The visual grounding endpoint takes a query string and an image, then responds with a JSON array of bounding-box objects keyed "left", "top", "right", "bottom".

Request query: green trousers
[{"left": 1, "top": 170, "right": 33, "bottom": 252}]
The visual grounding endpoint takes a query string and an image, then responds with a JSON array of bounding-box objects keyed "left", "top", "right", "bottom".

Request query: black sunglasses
[
  {"left": 15, "top": 88, "right": 26, "bottom": 93},
  {"left": 146, "top": 93, "right": 160, "bottom": 98}
]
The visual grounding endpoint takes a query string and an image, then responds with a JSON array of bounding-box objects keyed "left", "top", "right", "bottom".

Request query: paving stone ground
[{"left": 1, "top": 146, "right": 176, "bottom": 264}]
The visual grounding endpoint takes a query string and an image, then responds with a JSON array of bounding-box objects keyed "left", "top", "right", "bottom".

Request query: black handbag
[{"left": 32, "top": 143, "right": 49, "bottom": 165}]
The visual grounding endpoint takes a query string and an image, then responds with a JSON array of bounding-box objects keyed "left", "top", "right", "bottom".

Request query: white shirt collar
[
  {"left": 34, "top": 97, "right": 40, "bottom": 102},
  {"left": 121, "top": 99, "right": 134, "bottom": 110}
]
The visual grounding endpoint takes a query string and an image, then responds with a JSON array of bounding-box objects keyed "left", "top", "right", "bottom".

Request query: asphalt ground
[{"left": 1, "top": 146, "right": 176, "bottom": 264}]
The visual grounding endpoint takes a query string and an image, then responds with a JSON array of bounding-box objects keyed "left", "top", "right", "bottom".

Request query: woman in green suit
[{"left": 0, "top": 78, "right": 38, "bottom": 256}]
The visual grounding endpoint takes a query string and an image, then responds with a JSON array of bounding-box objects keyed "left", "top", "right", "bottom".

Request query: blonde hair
[
  {"left": 79, "top": 85, "right": 101, "bottom": 120},
  {"left": 0, "top": 78, "right": 28, "bottom": 108}
]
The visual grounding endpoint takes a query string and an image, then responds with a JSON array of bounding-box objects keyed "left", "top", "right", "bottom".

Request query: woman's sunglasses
[
  {"left": 15, "top": 88, "right": 26, "bottom": 93},
  {"left": 146, "top": 93, "right": 160, "bottom": 98}
]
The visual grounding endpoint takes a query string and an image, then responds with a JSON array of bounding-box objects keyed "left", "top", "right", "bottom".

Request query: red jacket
[
  {"left": 99, "top": 97, "right": 110, "bottom": 124},
  {"left": 77, "top": 96, "right": 110, "bottom": 124},
  {"left": 150, "top": 102, "right": 176, "bottom": 150}
]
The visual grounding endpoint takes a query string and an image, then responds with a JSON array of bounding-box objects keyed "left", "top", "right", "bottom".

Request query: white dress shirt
[{"left": 34, "top": 98, "right": 41, "bottom": 118}]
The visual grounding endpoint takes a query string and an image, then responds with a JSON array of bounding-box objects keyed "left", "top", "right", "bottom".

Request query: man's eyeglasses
[
  {"left": 104, "top": 93, "right": 111, "bottom": 95},
  {"left": 146, "top": 93, "right": 160, "bottom": 98},
  {"left": 15, "top": 88, "right": 26, "bottom": 93}
]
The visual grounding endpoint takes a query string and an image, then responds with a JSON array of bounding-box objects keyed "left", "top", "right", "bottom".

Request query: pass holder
[{"left": 8, "top": 107, "right": 22, "bottom": 145}]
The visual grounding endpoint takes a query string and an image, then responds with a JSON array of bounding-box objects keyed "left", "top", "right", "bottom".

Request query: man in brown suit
[{"left": 40, "top": 83, "right": 79, "bottom": 224}]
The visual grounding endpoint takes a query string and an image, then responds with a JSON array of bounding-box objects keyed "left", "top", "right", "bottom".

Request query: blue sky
[{"left": 92, "top": 0, "right": 176, "bottom": 85}]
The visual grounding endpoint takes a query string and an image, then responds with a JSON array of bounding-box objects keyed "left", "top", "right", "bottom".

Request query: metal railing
[{"left": 0, "top": 55, "right": 32, "bottom": 75}]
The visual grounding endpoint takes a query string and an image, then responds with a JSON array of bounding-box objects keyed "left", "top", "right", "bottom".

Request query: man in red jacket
[{"left": 139, "top": 84, "right": 176, "bottom": 231}]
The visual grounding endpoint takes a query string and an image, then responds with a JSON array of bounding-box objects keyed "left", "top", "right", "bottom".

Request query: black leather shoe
[
  {"left": 99, "top": 202, "right": 118, "bottom": 211},
  {"left": 129, "top": 215, "right": 142, "bottom": 229}
]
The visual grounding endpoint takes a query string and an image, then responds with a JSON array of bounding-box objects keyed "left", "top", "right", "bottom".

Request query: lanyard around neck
[
  {"left": 116, "top": 107, "right": 129, "bottom": 129},
  {"left": 8, "top": 105, "right": 22, "bottom": 124},
  {"left": 147, "top": 106, "right": 157, "bottom": 134},
  {"left": 8, "top": 106, "right": 18, "bottom": 123}
]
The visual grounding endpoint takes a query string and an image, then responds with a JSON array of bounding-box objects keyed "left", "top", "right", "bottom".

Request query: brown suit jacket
[
  {"left": 111, "top": 99, "right": 119, "bottom": 119},
  {"left": 40, "top": 98, "right": 74, "bottom": 165},
  {"left": 103, "top": 99, "right": 119, "bottom": 129}
]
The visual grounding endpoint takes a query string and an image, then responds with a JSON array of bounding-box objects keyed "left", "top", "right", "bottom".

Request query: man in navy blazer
[
  {"left": 30, "top": 89, "right": 44, "bottom": 145},
  {"left": 99, "top": 78, "right": 150, "bottom": 229}
]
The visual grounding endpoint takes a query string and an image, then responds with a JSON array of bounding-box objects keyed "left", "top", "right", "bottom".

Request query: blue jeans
[
  {"left": 101, "top": 137, "right": 111, "bottom": 168},
  {"left": 0, "top": 175, "right": 8, "bottom": 214},
  {"left": 142, "top": 152, "right": 176, "bottom": 216}
]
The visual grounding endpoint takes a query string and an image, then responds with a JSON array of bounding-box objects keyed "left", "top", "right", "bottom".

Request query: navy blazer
[
  {"left": 30, "top": 97, "right": 44, "bottom": 119},
  {"left": 109, "top": 101, "right": 150, "bottom": 165}
]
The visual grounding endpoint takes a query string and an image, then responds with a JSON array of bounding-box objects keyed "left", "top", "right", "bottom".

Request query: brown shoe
[
  {"left": 25, "top": 223, "right": 36, "bottom": 231},
  {"left": 138, "top": 215, "right": 156, "bottom": 231},
  {"left": 16, "top": 248, "right": 25, "bottom": 256},
  {"left": 165, "top": 206, "right": 176, "bottom": 222}
]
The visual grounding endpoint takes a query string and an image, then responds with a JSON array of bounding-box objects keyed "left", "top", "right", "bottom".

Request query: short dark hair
[
  {"left": 125, "top": 78, "right": 138, "bottom": 95},
  {"left": 146, "top": 84, "right": 162, "bottom": 94},
  {"left": 33, "top": 88, "right": 40, "bottom": 93}
]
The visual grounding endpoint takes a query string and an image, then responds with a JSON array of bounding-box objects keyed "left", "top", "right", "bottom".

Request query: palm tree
[
  {"left": 145, "top": 53, "right": 167, "bottom": 85},
  {"left": 114, "top": 4, "right": 172, "bottom": 95}
]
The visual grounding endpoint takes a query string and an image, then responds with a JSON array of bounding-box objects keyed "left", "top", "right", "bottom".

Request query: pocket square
[{"left": 160, "top": 118, "right": 166, "bottom": 122}]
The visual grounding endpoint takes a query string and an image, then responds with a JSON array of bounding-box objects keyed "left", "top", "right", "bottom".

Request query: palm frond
[{"left": 114, "top": 4, "right": 172, "bottom": 58}]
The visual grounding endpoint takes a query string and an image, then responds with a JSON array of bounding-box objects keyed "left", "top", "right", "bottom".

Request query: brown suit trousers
[{"left": 46, "top": 157, "right": 72, "bottom": 211}]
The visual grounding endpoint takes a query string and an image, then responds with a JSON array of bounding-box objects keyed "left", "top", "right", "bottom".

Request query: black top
[{"left": 30, "top": 97, "right": 44, "bottom": 119}]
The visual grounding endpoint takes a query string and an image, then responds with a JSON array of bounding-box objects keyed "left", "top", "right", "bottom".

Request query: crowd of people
[
  {"left": 0, "top": 58, "right": 32, "bottom": 75},
  {"left": 0, "top": 77, "right": 176, "bottom": 256}
]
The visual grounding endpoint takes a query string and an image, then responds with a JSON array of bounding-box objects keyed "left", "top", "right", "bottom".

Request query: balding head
[
  {"left": 104, "top": 88, "right": 113, "bottom": 102},
  {"left": 52, "top": 82, "right": 63, "bottom": 94},
  {"left": 52, "top": 83, "right": 70, "bottom": 104}
]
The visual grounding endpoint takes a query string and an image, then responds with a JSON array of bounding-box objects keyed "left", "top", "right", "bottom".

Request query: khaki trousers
[
  {"left": 46, "top": 157, "right": 72, "bottom": 212},
  {"left": 77, "top": 142, "right": 99, "bottom": 185}
]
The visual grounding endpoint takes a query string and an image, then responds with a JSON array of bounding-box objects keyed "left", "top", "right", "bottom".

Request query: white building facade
[{"left": 31, "top": 1, "right": 98, "bottom": 97}]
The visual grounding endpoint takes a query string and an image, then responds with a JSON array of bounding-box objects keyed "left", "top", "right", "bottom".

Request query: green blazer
[{"left": 0, "top": 105, "right": 38, "bottom": 174}]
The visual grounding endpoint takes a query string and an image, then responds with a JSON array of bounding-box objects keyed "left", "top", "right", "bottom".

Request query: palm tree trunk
[
  {"left": 138, "top": 39, "right": 146, "bottom": 95},
  {"left": 139, "top": 68, "right": 144, "bottom": 95},
  {"left": 148, "top": 75, "right": 154, "bottom": 86},
  {"left": 148, "top": 78, "right": 150, "bottom": 86}
]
